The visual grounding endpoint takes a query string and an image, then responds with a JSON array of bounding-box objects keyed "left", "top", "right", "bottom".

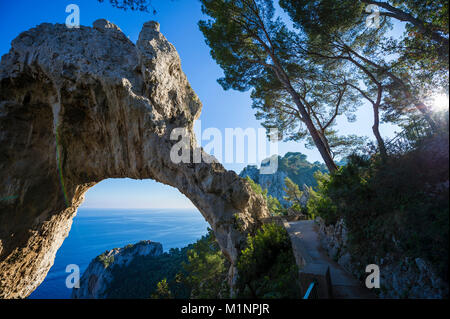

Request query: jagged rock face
[
  {"left": 317, "top": 218, "right": 449, "bottom": 298},
  {"left": 239, "top": 165, "right": 259, "bottom": 183},
  {"left": 239, "top": 152, "right": 326, "bottom": 207},
  {"left": 0, "top": 20, "right": 269, "bottom": 298},
  {"left": 240, "top": 164, "right": 290, "bottom": 206},
  {"left": 72, "top": 240, "right": 163, "bottom": 299},
  {"left": 240, "top": 162, "right": 310, "bottom": 208}
]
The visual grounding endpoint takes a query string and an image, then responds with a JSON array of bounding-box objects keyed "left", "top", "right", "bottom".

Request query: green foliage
[
  {"left": 387, "top": 0, "right": 449, "bottom": 87},
  {"left": 98, "top": 0, "right": 157, "bottom": 13},
  {"left": 245, "top": 176, "right": 285, "bottom": 216},
  {"left": 283, "top": 177, "right": 303, "bottom": 205},
  {"left": 279, "top": 0, "right": 365, "bottom": 38},
  {"left": 267, "top": 195, "right": 285, "bottom": 216},
  {"left": 246, "top": 175, "right": 267, "bottom": 197},
  {"left": 182, "top": 228, "right": 229, "bottom": 298},
  {"left": 282, "top": 177, "right": 309, "bottom": 217},
  {"left": 104, "top": 225, "right": 303, "bottom": 299},
  {"left": 104, "top": 230, "right": 229, "bottom": 299},
  {"left": 105, "top": 246, "right": 190, "bottom": 299},
  {"left": 96, "top": 253, "right": 115, "bottom": 268},
  {"left": 307, "top": 172, "right": 338, "bottom": 225},
  {"left": 277, "top": 152, "right": 328, "bottom": 188},
  {"left": 236, "top": 223, "right": 300, "bottom": 298},
  {"left": 280, "top": 0, "right": 448, "bottom": 134},
  {"left": 199, "top": 0, "right": 277, "bottom": 92},
  {"left": 242, "top": 153, "right": 331, "bottom": 216},
  {"left": 150, "top": 279, "right": 173, "bottom": 299},
  {"left": 198, "top": 0, "right": 360, "bottom": 169},
  {"left": 310, "top": 149, "right": 449, "bottom": 280}
]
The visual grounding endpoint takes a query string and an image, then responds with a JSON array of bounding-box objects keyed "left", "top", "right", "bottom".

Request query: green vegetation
[
  {"left": 150, "top": 279, "right": 173, "bottom": 299},
  {"left": 182, "top": 229, "right": 230, "bottom": 298},
  {"left": 236, "top": 223, "right": 300, "bottom": 298},
  {"left": 199, "top": 0, "right": 448, "bottom": 171},
  {"left": 241, "top": 153, "right": 328, "bottom": 188},
  {"left": 96, "top": 253, "right": 115, "bottom": 268},
  {"left": 307, "top": 172, "right": 339, "bottom": 225},
  {"left": 199, "top": 0, "right": 340, "bottom": 171},
  {"left": 104, "top": 229, "right": 229, "bottom": 299},
  {"left": 307, "top": 141, "right": 449, "bottom": 280},
  {"left": 283, "top": 177, "right": 304, "bottom": 212},
  {"left": 101, "top": 224, "right": 301, "bottom": 299},
  {"left": 245, "top": 176, "right": 285, "bottom": 216},
  {"left": 100, "top": 0, "right": 449, "bottom": 297},
  {"left": 277, "top": 153, "right": 328, "bottom": 188},
  {"left": 105, "top": 246, "right": 190, "bottom": 298}
]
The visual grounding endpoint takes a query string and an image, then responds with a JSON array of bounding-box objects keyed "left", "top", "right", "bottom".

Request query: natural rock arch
[{"left": 0, "top": 20, "right": 269, "bottom": 298}]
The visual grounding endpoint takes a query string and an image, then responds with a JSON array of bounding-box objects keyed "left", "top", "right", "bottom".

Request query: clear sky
[{"left": 0, "top": 0, "right": 400, "bottom": 209}]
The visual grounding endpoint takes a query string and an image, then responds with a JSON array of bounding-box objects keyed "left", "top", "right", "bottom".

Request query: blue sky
[{"left": 0, "top": 0, "right": 400, "bottom": 209}]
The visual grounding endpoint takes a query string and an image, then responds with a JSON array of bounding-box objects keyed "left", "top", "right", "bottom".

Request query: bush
[
  {"left": 106, "top": 246, "right": 190, "bottom": 298},
  {"left": 307, "top": 172, "right": 338, "bottom": 224},
  {"left": 96, "top": 253, "right": 115, "bottom": 268},
  {"left": 245, "top": 176, "right": 285, "bottom": 216},
  {"left": 105, "top": 229, "right": 229, "bottom": 299},
  {"left": 182, "top": 228, "right": 229, "bottom": 298},
  {"left": 100, "top": 223, "right": 304, "bottom": 299},
  {"left": 236, "top": 223, "right": 300, "bottom": 298},
  {"left": 310, "top": 149, "right": 449, "bottom": 280},
  {"left": 150, "top": 279, "right": 173, "bottom": 299}
]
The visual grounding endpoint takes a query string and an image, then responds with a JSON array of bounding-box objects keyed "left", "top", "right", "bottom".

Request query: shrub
[
  {"left": 245, "top": 176, "right": 285, "bottom": 216},
  {"left": 106, "top": 246, "right": 190, "bottom": 298},
  {"left": 150, "top": 279, "right": 173, "bottom": 299},
  {"left": 105, "top": 229, "right": 229, "bottom": 299},
  {"left": 96, "top": 253, "right": 115, "bottom": 268},
  {"left": 182, "top": 228, "right": 229, "bottom": 298},
  {"left": 236, "top": 223, "right": 300, "bottom": 298},
  {"left": 310, "top": 148, "right": 449, "bottom": 280},
  {"left": 307, "top": 171, "right": 338, "bottom": 224}
]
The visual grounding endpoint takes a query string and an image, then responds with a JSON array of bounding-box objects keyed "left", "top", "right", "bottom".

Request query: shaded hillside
[{"left": 239, "top": 152, "right": 328, "bottom": 205}]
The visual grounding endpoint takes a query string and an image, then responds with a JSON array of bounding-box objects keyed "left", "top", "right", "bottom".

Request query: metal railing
[{"left": 303, "top": 280, "right": 319, "bottom": 299}]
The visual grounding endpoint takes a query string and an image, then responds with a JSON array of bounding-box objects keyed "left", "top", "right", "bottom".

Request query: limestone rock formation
[
  {"left": 72, "top": 241, "right": 163, "bottom": 299},
  {"left": 316, "top": 218, "right": 449, "bottom": 298},
  {"left": 0, "top": 20, "right": 269, "bottom": 298},
  {"left": 239, "top": 152, "right": 325, "bottom": 206}
]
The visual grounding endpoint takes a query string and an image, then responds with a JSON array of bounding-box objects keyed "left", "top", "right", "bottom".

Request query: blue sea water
[{"left": 28, "top": 208, "right": 209, "bottom": 299}]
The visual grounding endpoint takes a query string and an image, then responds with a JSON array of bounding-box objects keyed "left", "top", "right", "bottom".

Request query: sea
[{"left": 28, "top": 208, "right": 209, "bottom": 299}]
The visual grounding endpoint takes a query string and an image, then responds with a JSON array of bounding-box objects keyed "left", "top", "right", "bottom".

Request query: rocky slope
[
  {"left": 239, "top": 152, "right": 327, "bottom": 206},
  {"left": 317, "top": 218, "right": 449, "bottom": 298},
  {"left": 315, "top": 133, "right": 449, "bottom": 299},
  {"left": 0, "top": 19, "right": 269, "bottom": 298},
  {"left": 72, "top": 241, "right": 163, "bottom": 299}
]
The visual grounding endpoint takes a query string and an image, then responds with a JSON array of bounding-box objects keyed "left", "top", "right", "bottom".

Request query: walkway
[{"left": 285, "top": 220, "right": 376, "bottom": 299}]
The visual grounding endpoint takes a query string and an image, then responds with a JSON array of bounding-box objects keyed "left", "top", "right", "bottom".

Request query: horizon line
[{"left": 78, "top": 207, "right": 198, "bottom": 210}]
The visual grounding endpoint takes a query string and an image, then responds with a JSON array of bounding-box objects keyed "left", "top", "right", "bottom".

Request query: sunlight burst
[{"left": 431, "top": 94, "right": 449, "bottom": 112}]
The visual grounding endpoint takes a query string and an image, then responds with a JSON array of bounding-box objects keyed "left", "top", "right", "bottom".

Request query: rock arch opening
[
  {"left": 29, "top": 178, "right": 209, "bottom": 299},
  {"left": 0, "top": 20, "right": 269, "bottom": 298}
]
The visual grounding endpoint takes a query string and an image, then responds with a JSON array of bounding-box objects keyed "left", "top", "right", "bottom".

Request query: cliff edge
[{"left": 72, "top": 241, "right": 163, "bottom": 299}]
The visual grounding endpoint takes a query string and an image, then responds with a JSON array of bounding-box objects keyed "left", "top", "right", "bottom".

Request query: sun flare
[{"left": 431, "top": 94, "right": 449, "bottom": 112}]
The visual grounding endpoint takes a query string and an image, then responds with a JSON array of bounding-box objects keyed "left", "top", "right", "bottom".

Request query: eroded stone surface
[
  {"left": 317, "top": 218, "right": 449, "bottom": 298},
  {"left": 72, "top": 240, "right": 163, "bottom": 299},
  {"left": 0, "top": 20, "right": 269, "bottom": 298}
]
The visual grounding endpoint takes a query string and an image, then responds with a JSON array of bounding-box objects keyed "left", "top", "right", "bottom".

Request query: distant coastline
[{"left": 28, "top": 208, "right": 209, "bottom": 299}]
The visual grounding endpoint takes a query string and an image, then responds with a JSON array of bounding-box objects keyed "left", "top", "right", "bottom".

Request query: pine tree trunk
[
  {"left": 269, "top": 61, "right": 337, "bottom": 172},
  {"left": 286, "top": 86, "right": 338, "bottom": 173},
  {"left": 372, "top": 103, "right": 387, "bottom": 159}
]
